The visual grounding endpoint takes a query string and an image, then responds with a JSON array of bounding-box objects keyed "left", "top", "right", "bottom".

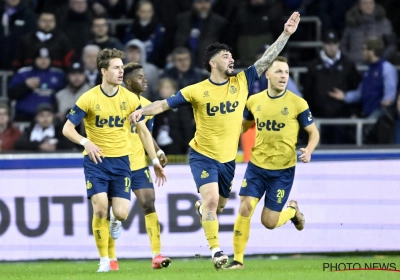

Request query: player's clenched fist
[{"left": 129, "top": 109, "right": 143, "bottom": 124}]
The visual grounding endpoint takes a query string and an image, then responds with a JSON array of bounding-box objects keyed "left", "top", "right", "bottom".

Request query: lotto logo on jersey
[
  {"left": 206, "top": 101, "right": 239, "bottom": 116},
  {"left": 95, "top": 115, "right": 126, "bottom": 128},
  {"left": 256, "top": 118, "right": 286, "bottom": 131}
]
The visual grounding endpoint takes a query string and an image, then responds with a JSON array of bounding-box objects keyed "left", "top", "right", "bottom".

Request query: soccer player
[
  {"left": 62, "top": 48, "right": 166, "bottom": 272},
  {"left": 129, "top": 12, "right": 301, "bottom": 270},
  {"left": 225, "top": 56, "right": 320, "bottom": 270},
  {"left": 108, "top": 62, "right": 171, "bottom": 270}
]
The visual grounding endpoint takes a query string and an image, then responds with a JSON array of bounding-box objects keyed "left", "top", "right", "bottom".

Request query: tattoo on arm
[
  {"left": 142, "top": 100, "right": 171, "bottom": 116},
  {"left": 254, "top": 32, "right": 290, "bottom": 76},
  {"left": 205, "top": 211, "right": 215, "bottom": 221}
]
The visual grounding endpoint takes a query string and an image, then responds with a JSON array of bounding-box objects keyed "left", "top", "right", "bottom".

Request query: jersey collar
[
  {"left": 267, "top": 89, "right": 287, "bottom": 99},
  {"left": 208, "top": 78, "right": 229, "bottom": 86},
  {"left": 100, "top": 85, "right": 119, "bottom": 97}
]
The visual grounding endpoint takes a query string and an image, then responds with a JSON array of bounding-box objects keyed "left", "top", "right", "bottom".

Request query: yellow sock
[
  {"left": 92, "top": 216, "right": 109, "bottom": 257},
  {"left": 145, "top": 212, "right": 161, "bottom": 255},
  {"left": 233, "top": 214, "right": 250, "bottom": 264},
  {"left": 233, "top": 198, "right": 258, "bottom": 264},
  {"left": 107, "top": 220, "right": 116, "bottom": 259},
  {"left": 275, "top": 207, "right": 296, "bottom": 228},
  {"left": 202, "top": 220, "right": 219, "bottom": 250}
]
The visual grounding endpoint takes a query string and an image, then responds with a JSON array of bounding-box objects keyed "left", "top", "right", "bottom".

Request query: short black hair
[
  {"left": 122, "top": 62, "right": 143, "bottom": 82},
  {"left": 203, "top": 43, "right": 231, "bottom": 73}
]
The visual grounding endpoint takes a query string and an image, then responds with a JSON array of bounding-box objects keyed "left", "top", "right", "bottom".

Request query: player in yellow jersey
[
  {"left": 129, "top": 12, "right": 301, "bottom": 270},
  {"left": 107, "top": 62, "right": 171, "bottom": 270},
  {"left": 224, "top": 56, "right": 320, "bottom": 269},
  {"left": 62, "top": 48, "right": 167, "bottom": 272}
]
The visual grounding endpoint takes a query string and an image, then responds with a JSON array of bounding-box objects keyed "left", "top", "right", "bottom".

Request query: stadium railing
[{"left": 314, "top": 118, "right": 377, "bottom": 146}]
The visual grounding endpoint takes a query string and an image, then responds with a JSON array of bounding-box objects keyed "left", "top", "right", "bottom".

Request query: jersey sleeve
[
  {"left": 135, "top": 104, "right": 145, "bottom": 122},
  {"left": 66, "top": 95, "right": 89, "bottom": 126},
  {"left": 146, "top": 117, "right": 154, "bottom": 132},
  {"left": 296, "top": 99, "right": 314, "bottom": 128},
  {"left": 243, "top": 107, "right": 254, "bottom": 121},
  {"left": 166, "top": 90, "right": 190, "bottom": 109},
  {"left": 243, "top": 65, "right": 259, "bottom": 91}
]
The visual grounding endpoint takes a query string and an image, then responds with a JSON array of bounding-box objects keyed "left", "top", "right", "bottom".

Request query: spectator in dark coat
[
  {"left": 0, "top": 103, "right": 22, "bottom": 151},
  {"left": 87, "top": 16, "right": 124, "bottom": 51},
  {"left": 153, "top": 78, "right": 194, "bottom": 155},
  {"left": 161, "top": 47, "right": 204, "bottom": 89},
  {"left": 174, "top": 0, "right": 227, "bottom": 67},
  {"left": 0, "top": 0, "right": 36, "bottom": 70},
  {"left": 13, "top": 11, "right": 74, "bottom": 70},
  {"left": 15, "top": 103, "right": 76, "bottom": 151}
]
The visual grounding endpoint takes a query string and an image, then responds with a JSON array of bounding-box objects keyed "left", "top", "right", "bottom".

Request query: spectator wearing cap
[
  {"left": 87, "top": 16, "right": 124, "bottom": 51},
  {"left": 341, "top": 0, "right": 397, "bottom": 64},
  {"left": 329, "top": 38, "right": 398, "bottom": 119},
  {"left": 8, "top": 48, "right": 66, "bottom": 121},
  {"left": 12, "top": 10, "right": 75, "bottom": 70},
  {"left": 15, "top": 103, "right": 76, "bottom": 151},
  {"left": 174, "top": 0, "right": 227, "bottom": 67},
  {"left": 304, "top": 30, "right": 361, "bottom": 144},
  {"left": 0, "top": 0, "right": 36, "bottom": 70},
  {"left": 55, "top": 62, "right": 90, "bottom": 121},
  {"left": 0, "top": 103, "right": 22, "bottom": 151}
]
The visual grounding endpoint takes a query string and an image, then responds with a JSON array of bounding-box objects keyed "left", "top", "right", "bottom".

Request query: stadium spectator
[
  {"left": 55, "top": 62, "right": 90, "bottom": 122},
  {"left": 174, "top": 0, "right": 227, "bottom": 67},
  {"left": 8, "top": 48, "right": 66, "bottom": 121},
  {"left": 0, "top": 103, "right": 22, "bottom": 151},
  {"left": 91, "top": 0, "right": 128, "bottom": 19},
  {"left": 87, "top": 16, "right": 124, "bottom": 51},
  {"left": 235, "top": 0, "right": 283, "bottom": 66},
  {"left": 125, "top": 39, "right": 159, "bottom": 100},
  {"left": 0, "top": 0, "right": 36, "bottom": 70},
  {"left": 15, "top": 103, "right": 76, "bottom": 151},
  {"left": 161, "top": 47, "right": 204, "bottom": 89},
  {"left": 58, "top": 0, "right": 93, "bottom": 57},
  {"left": 329, "top": 38, "right": 398, "bottom": 119},
  {"left": 341, "top": 0, "right": 397, "bottom": 64},
  {"left": 82, "top": 44, "right": 101, "bottom": 87},
  {"left": 318, "top": 0, "right": 357, "bottom": 36},
  {"left": 12, "top": 11, "right": 74, "bottom": 70},
  {"left": 153, "top": 78, "right": 194, "bottom": 155},
  {"left": 126, "top": 0, "right": 166, "bottom": 67},
  {"left": 303, "top": 30, "right": 361, "bottom": 144}
]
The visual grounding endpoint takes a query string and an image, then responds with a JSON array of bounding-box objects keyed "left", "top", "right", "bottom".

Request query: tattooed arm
[
  {"left": 254, "top": 12, "right": 301, "bottom": 76},
  {"left": 129, "top": 100, "right": 170, "bottom": 124}
]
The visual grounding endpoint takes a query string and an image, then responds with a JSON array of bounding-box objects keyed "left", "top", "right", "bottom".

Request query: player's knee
[
  {"left": 113, "top": 209, "right": 129, "bottom": 221},
  {"left": 261, "top": 219, "right": 277, "bottom": 230},
  {"left": 94, "top": 209, "right": 108, "bottom": 219},
  {"left": 141, "top": 200, "right": 156, "bottom": 215},
  {"left": 238, "top": 203, "right": 253, "bottom": 218},
  {"left": 203, "top": 198, "right": 219, "bottom": 211}
]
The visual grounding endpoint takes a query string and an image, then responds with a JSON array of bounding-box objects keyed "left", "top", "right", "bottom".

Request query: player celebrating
[
  {"left": 108, "top": 62, "right": 171, "bottom": 270},
  {"left": 225, "top": 56, "right": 320, "bottom": 270},
  {"left": 129, "top": 12, "right": 301, "bottom": 270},
  {"left": 62, "top": 48, "right": 166, "bottom": 273}
]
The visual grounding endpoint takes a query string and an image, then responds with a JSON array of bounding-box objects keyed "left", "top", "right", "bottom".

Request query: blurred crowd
[{"left": 1, "top": 0, "right": 400, "bottom": 153}]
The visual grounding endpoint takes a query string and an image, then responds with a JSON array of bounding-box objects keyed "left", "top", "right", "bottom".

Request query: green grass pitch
[{"left": 1, "top": 255, "right": 400, "bottom": 280}]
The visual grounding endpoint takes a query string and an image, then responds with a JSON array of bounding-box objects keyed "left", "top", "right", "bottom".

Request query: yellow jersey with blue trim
[
  {"left": 66, "top": 85, "right": 143, "bottom": 157},
  {"left": 129, "top": 96, "right": 154, "bottom": 171},
  {"left": 166, "top": 66, "right": 259, "bottom": 163},
  {"left": 244, "top": 89, "right": 314, "bottom": 170}
]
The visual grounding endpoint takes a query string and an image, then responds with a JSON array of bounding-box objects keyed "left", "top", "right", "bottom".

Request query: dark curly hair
[{"left": 203, "top": 43, "right": 232, "bottom": 73}]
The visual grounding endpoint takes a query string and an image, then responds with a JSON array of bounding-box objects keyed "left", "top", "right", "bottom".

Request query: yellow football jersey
[
  {"left": 245, "top": 89, "right": 313, "bottom": 170},
  {"left": 167, "top": 66, "right": 259, "bottom": 163},
  {"left": 67, "top": 85, "right": 142, "bottom": 157},
  {"left": 129, "top": 96, "right": 154, "bottom": 171}
]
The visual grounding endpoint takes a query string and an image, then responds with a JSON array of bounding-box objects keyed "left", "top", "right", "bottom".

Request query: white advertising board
[{"left": 0, "top": 160, "right": 399, "bottom": 260}]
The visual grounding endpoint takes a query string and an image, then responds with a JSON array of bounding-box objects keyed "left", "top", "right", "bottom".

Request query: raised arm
[
  {"left": 129, "top": 100, "right": 171, "bottom": 124},
  {"left": 254, "top": 12, "right": 301, "bottom": 76}
]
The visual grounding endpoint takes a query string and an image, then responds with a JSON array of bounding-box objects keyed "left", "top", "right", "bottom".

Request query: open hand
[
  {"left": 298, "top": 148, "right": 311, "bottom": 163},
  {"left": 84, "top": 141, "right": 104, "bottom": 164},
  {"left": 153, "top": 163, "right": 167, "bottom": 186},
  {"left": 284, "top": 12, "right": 301, "bottom": 35}
]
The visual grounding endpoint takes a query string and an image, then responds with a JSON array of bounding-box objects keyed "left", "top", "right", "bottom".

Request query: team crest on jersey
[
  {"left": 203, "top": 91, "right": 209, "bottom": 97},
  {"left": 281, "top": 107, "right": 289, "bottom": 115},
  {"left": 69, "top": 109, "right": 75, "bottom": 115},
  {"left": 121, "top": 101, "right": 127, "bottom": 110},
  {"left": 229, "top": 85, "right": 237, "bottom": 94},
  {"left": 241, "top": 179, "right": 247, "bottom": 187},
  {"left": 256, "top": 105, "right": 261, "bottom": 111},
  {"left": 95, "top": 104, "right": 101, "bottom": 111},
  {"left": 86, "top": 180, "right": 92, "bottom": 189},
  {"left": 201, "top": 170, "right": 209, "bottom": 179}
]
